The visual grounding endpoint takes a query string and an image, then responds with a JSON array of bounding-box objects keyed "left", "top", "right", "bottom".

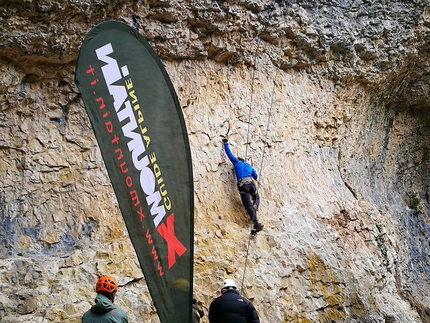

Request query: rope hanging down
[
  {"left": 240, "top": 36, "right": 282, "bottom": 295},
  {"left": 243, "top": 37, "right": 262, "bottom": 163}
]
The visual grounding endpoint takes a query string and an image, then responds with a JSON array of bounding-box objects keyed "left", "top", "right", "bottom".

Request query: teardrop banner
[{"left": 75, "top": 21, "right": 194, "bottom": 323}]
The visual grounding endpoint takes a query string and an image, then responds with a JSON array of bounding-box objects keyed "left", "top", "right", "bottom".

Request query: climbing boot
[{"left": 251, "top": 223, "right": 264, "bottom": 235}]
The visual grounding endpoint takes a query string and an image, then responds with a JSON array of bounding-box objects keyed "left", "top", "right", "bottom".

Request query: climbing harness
[{"left": 237, "top": 177, "right": 253, "bottom": 187}]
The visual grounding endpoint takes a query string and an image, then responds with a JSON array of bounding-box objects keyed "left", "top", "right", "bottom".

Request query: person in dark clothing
[
  {"left": 82, "top": 275, "right": 128, "bottom": 323},
  {"left": 209, "top": 279, "right": 260, "bottom": 323},
  {"left": 223, "top": 138, "right": 263, "bottom": 232},
  {"left": 192, "top": 298, "right": 205, "bottom": 323}
]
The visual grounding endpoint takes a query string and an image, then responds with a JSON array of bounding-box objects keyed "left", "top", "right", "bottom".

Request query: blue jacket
[
  {"left": 82, "top": 293, "right": 128, "bottom": 323},
  {"left": 209, "top": 289, "right": 260, "bottom": 323},
  {"left": 224, "top": 143, "right": 258, "bottom": 181}
]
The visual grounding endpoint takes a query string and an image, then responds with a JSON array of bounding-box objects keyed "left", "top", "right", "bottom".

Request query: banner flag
[{"left": 75, "top": 21, "right": 194, "bottom": 323}]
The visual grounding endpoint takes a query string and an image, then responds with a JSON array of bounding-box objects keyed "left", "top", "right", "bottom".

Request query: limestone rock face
[{"left": 0, "top": 1, "right": 429, "bottom": 322}]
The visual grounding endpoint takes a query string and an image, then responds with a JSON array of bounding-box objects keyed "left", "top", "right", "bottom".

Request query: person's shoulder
[
  {"left": 222, "top": 290, "right": 241, "bottom": 299},
  {"left": 81, "top": 309, "right": 91, "bottom": 320},
  {"left": 242, "top": 296, "right": 256, "bottom": 308},
  {"left": 117, "top": 307, "right": 128, "bottom": 316},
  {"left": 212, "top": 293, "right": 228, "bottom": 302},
  {"left": 209, "top": 296, "right": 221, "bottom": 310},
  {"left": 112, "top": 306, "right": 128, "bottom": 319}
]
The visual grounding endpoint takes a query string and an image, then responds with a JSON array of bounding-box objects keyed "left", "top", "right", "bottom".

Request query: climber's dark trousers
[{"left": 238, "top": 182, "right": 260, "bottom": 227}]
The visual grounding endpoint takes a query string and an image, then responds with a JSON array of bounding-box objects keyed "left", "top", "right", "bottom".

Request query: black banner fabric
[{"left": 75, "top": 21, "right": 194, "bottom": 323}]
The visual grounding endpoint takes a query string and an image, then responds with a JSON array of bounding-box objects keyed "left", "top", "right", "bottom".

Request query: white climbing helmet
[{"left": 221, "top": 279, "right": 237, "bottom": 291}]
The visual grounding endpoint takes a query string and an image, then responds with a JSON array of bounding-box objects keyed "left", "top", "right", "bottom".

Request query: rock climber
[
  {"left": 82, "top": 275, "right": 128, "bottom": 323},
  {"left": 209, "top": 279, "right": 260, "bottom": 323},
  {"left": 223, "top": 137, "right": 263, "bottom": 233}
]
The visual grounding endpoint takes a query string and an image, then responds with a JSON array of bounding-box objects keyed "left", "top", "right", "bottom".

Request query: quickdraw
[{"left": 221, "top": 119, "right": 231, "bottom": 138}]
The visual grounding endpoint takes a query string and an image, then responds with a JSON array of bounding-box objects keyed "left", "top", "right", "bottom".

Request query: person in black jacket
[{"left": 209, "top": 279, "right": 260, "bottom": 323}]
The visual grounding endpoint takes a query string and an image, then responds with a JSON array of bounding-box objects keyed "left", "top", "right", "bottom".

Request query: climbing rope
[
  {"left": 239, "top": 35, "right": 283, "bottom": 295},
  {"left": 243, "top": 36, "right": 262, "bottom": 163},
  {"left": 257, "top": 47, "right": 280, "bottom": 180},
  {"left": 239, "top": 34, "right": 262, "bottom": 294}
]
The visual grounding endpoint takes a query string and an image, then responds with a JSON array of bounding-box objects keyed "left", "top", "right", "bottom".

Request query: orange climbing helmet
[{"left": 95, "top": 276, "right": 118, "bottom": 294}]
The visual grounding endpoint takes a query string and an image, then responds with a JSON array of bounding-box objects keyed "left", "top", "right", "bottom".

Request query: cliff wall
[{"left": 0, "top": 1, "right": 429, "bottom": 322}]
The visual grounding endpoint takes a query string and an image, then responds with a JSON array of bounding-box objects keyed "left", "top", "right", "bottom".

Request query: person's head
[
  {"left": 237, "top": 156, "right": 245, "bottom": 162},
  {"left": 220, "top": 279, "right": 237, "bottom": 294},
  {"left": 95, "top": 275, "right": 118, "bottom": 302}
]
